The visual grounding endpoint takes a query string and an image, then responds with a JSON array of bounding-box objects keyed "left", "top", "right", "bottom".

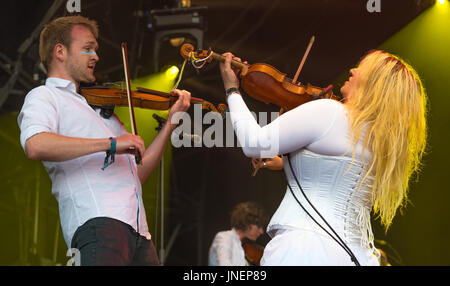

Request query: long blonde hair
[{"left": 346, "top": 50, "right": 428, "bottom": 230}]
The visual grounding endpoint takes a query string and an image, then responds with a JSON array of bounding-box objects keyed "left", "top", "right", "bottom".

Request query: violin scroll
[{"left": 180, "top": 43, "right": 213, "bottom": 63}]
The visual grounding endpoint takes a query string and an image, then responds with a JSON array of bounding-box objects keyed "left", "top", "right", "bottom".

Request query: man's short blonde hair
[{"left": 39, "top": 15, "right": 98, "bottom": 70}]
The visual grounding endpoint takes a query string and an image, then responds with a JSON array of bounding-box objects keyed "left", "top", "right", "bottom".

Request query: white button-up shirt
[
  {"left": 208, "top": 229, "right": 248, "bottom": 266},
  {"left": 17, "top": 77, "right": 150, "bottom": 247}
]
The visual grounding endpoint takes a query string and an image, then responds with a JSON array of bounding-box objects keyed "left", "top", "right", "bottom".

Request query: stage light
[
  {"left": 438, "top": 0, "right": 446, "bottom": 5},
  {"left": 169, "top": 37, "right": 185, "bottom": 47},
  {"left": 166, "top": 66, "right": 179, "bottom": 78},
  {"left": 147, "top": 6, "right": 207, "bottom": 73}
]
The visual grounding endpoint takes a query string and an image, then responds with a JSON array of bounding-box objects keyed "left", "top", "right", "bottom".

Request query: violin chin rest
[{"left": 99, "top": 104, "right": 115, "bottom": 119}]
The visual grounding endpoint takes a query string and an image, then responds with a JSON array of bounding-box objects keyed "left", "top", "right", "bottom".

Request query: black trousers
[{"left": 71, "top": 217, "right": 159, "bottom": 266}]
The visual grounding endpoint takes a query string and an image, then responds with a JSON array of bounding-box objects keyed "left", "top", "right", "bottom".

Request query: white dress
[{"left": 226, "top": 93, "right": 380, "bottom": 266}]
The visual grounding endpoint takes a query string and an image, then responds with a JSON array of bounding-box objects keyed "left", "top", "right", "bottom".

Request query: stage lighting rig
[{"left": 146, "top": 6, "right": 207, "bottom": 73}]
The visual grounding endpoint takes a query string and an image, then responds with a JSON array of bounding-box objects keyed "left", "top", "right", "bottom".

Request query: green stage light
[
  {"left": 130, "top": 68, "right": 178, "bottom": 93},
  {"left": 166, "top": 66, "right": 180, "bottom": 79}
]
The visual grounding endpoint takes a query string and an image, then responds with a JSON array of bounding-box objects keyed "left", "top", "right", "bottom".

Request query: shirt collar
[
  {"left": 45, "top": 77, "right": 78, "bottom": 93},
  {"left": 231, "top": 228, "right": 241, "bottom": 241}
]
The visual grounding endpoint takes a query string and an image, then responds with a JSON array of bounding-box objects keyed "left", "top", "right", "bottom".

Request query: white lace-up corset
[{"left": 268, "top": 149, "right": 377, "bottom": 252}]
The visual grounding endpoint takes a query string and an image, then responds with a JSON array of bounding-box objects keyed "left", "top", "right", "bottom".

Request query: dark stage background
[{"left": 1, "top": 0, "right": 449, "bottom": 266}]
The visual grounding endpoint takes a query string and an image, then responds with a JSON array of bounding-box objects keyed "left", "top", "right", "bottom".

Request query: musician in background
[
  {"left": 17, "top": 16, "right": 191, "bottom": 265},
  {"left": 208, "top": 201, "right": 267, "bottom": 266}
]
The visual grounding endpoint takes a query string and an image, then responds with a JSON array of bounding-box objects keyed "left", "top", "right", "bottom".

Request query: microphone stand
[
  {"left": 152, "top": 113, "right": 201, "bottom": 264},
  {"left": 153, "top": 113, "right": 167, "bottom": 265}
]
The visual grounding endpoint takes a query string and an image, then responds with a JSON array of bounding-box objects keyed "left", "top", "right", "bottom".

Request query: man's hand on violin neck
[
  {"left": 115, "top": 134, "right": 145, "bottom": 156},
  {"left": 168, "top": 89, "right": 191, "bottom": 127}
]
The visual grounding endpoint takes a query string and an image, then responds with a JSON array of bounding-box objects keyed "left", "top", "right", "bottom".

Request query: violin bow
[
  {"left": 292, "top": 35, "right": 315, "bottom": 85},
  {"left": 121, "top": 42, "right": 142, "bottom": 164},
  {"left": 252, "top": 159, "right": 264, "bottom": 176}
]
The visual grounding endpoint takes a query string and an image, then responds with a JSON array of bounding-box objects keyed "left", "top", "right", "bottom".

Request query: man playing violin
[
  {"left": 17, "top": 15, "right": 191, "bottom": 266},
  {"left": 208, "top": 201, "right": 267, "bottom": 266}
]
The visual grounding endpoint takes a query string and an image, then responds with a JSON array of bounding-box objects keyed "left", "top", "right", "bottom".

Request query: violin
[
  {"left": 180, "top": 43, "right": 337, "bottom": 112},
  {"left": 241, "top": 238, "right": 265, "bottom": 266},
  {"left": 80, "top": 85, "right": 227, "bottom": 115},
  {"left": 80, "top": 42, "right": 226, "bottom": 166}
]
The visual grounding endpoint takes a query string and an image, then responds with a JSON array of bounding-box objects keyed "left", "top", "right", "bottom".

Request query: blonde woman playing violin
[{"left": 220, "top": 51, "right": 427, "bottom": 266}]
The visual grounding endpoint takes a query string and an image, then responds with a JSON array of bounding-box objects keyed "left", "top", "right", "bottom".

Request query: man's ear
[{"left": 54, "top": 43, "right": 67, "bottom": 62}]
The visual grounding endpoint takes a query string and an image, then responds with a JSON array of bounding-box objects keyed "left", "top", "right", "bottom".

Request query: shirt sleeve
[
  {"left": 17, "top": 86, "right": 59, "bottom": 152},
  {"left": 227, "top": 93, "right": 339, "bottom": 158},
  {"left": 112, "top": 113, "right": 129, "bottom": 137},
  {"left": 210, "top": 232, "right": 234, "bottom": 266}
]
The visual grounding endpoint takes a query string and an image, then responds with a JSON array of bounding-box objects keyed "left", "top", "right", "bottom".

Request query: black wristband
[{"left": 225, "top": 87, "right": 240, "bottom": 98}]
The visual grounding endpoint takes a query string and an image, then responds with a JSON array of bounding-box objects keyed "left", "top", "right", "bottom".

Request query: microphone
[
  {"left": 152, "top": 113, "right": 167, "bottom": 124},
  {"left": 172, "top": 128, "right": 202, "bottom": 144},
  {"left": 155, "top": 113, "right": 201, "bottom": 144},
  {"left": 181, "top": 132, "right": 202, "bottom": 144},
  {"left": 152, "top": 113, "right": 167, "bottom": 131}
]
